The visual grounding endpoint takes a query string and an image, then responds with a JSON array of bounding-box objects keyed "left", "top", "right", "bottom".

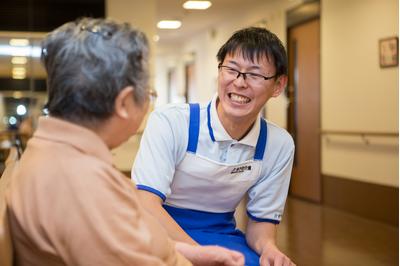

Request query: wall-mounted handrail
[
  {"left": 320, "top": 130, "right": 398, "bottom": 145},
  {"left": 320, "top": 130, "right": 398, "bottom": 138}
]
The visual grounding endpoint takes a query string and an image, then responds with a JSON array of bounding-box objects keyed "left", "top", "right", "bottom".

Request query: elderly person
[{"left": 5, "top": 18, "right": 244, "bottom": 266}]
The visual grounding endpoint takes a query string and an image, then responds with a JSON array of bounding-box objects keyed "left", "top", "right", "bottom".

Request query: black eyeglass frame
[{"left": 218, "top": 64, "right": 277, "bottom": 81}]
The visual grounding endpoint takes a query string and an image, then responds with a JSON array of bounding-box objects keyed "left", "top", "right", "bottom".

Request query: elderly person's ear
[{"left": 114, "top": 86, "right": 135, "bottom": 119}]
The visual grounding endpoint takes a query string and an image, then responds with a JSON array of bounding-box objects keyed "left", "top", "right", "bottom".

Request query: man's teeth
[{"left": 230, "top": 93, "right": 250, "bottom": 103}]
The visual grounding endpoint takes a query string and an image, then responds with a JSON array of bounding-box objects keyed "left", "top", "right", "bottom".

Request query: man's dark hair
[
  {"left": 216, "top": 27, "right": 287, "bottom": 77},
  {"left": 41, "top": 17, "right": 149, "bottom": 125}
]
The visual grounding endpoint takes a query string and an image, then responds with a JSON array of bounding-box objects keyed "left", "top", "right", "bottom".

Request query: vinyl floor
[{"left": 277, "top": 197, "right": 398, "bottom": 266}]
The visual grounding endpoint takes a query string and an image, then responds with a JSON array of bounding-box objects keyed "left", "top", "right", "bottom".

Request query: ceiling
[
  {"left": 155, "top": 0, "right": 268, "bottom": 44},
  {"left": 0, "top": 0, "right": 271, "bottom": 41},
  {"left": 0, "top": 0, "right": 317, "bottom": 91},
  {"left": 0, "top": 0, "right": 104, "bottom": 32}
]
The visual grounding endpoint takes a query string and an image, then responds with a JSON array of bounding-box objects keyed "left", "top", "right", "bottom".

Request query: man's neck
[{"left": 217, "top": 111, "right": 255, "bottom": 141}]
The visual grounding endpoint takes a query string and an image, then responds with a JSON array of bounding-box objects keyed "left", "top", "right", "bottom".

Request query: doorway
[{"left": 287, "top": 13, "right": 321, "bottom": 202}]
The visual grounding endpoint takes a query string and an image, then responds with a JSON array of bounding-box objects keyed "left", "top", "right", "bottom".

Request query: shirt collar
[
  {"left": 209, "top": 94, "right": 261, "bottom": 147},
  {"left": 34, "top": 116, "right": 113, "bottom": 165}
]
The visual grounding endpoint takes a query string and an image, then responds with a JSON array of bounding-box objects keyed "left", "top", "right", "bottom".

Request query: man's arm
[
  {"left": 138, "top": 190, "right": 198, "bottom": 245},
  {"left": 246, "top": 220, "right": 295, "bottom": 266}
]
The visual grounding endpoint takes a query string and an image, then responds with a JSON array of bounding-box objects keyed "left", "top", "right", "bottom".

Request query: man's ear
[
  {"left": 272, "top": 75, "right": 288, "bottom": 97},
  {"left": 114, "top": 86, "right": 134, "bottom": 119}
]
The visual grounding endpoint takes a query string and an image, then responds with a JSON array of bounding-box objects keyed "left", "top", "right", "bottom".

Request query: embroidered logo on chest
[{"left": 230, "top": 165, "right": 252, "bottom": 174}]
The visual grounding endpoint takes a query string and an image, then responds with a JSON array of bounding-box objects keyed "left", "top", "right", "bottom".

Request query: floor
[{"left": 277, "top": 197, "right": 398, "bottom": 266}]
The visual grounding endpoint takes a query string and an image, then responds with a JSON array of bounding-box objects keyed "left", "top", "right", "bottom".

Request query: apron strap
[
  {"left": 254, "top": 118, "right": 267, "bottom": 161},
  {"left": 187, "top": 103, "right": 200, "bottom": 153},
  {"left": 189, "top": 103, "right": 267, "bottom": 159},
  {"left": 207, "top": 102, "right": 216, "bottom": 142}
]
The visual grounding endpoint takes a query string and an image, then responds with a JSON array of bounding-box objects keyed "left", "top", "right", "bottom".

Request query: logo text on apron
[{"left": 230, "top": 165, "right": 252, "bottom": 174}]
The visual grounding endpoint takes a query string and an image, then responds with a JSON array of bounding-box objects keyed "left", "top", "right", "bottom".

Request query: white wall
[{"left": 321, "top": 0, "right": 399, "bottom": 186}]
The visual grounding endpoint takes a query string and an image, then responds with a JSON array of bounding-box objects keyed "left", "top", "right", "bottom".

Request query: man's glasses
[{"left": 218, "top": 65, "right": 277, "bottom": 86}]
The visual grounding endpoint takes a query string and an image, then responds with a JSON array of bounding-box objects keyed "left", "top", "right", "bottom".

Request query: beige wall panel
[{"left": 321, "top": 0, "right": 399, "bottom": 186}]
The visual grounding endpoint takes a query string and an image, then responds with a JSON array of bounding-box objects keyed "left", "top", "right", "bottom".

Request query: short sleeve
[
  {"left": 132, "top": 105, "right": 188, "bottom": 201},
  {"left": 246, "top": 127, "right": 295, "bottom": 224}
]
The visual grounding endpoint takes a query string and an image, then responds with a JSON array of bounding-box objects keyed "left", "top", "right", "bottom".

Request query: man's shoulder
[
  {"left": 264, "top": 119, "right": 294, "bottom": 149},
  {"left": 152, "top": 103, "right": 189, "bottom": 123},
  {"left": 151, "top": 102, "right": 209, "bottom": 129}
]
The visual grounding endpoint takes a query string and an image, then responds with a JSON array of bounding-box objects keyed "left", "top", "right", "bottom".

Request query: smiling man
[{"left": 132, "top": 27, "right": 295, "bottom": 266}]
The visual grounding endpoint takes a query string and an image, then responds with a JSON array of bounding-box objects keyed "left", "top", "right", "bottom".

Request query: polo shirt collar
[
  {"left": 208, "top": 94, "right": 261, "bottom": 147},
  {"left": 34, "top": 116, "right": 113, "bottom": 165}
]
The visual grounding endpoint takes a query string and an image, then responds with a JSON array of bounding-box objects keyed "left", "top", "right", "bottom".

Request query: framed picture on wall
[{"left": 379, "top": 37, "right": 398, "bottom": 68}]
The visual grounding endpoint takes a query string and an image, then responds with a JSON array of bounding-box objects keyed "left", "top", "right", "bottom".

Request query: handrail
[{"left": 320, "top": 130, "right": 398, "bottom": 138}]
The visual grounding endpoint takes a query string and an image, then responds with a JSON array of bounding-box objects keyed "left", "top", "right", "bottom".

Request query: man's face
[{"left": 217, "top": 52, "right": 286, "bottom": 124}]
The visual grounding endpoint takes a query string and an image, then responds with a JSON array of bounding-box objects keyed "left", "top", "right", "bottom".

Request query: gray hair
[{"left": 41, "top": 17, "right": 149, "bottom": 125}]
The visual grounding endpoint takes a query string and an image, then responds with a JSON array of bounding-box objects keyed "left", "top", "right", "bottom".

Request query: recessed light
[
  {"left": 9, "top": 39, "right": 30, "bottom": 46},
  {"left": 16, "top": 104, "right": 27, "bottom": 116},
  {"left": 11, "top": 56, "right": 28, "bottom": 64},
  {"left": 157, "top": 20, "right": 182, "bottom": 29},
  {"left": 12, "top": 67, "right": 26, "bottom": 79},
  {"left": 12, "top": 74, "right": 26, "bottom": 80},
  {"left": 183, "top": 1, "right": 212, "bottom": 10}
]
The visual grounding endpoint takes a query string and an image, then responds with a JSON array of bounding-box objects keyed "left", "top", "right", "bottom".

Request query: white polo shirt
[{"left": 132, "top": 95, "right": 294, "bottom": 223}]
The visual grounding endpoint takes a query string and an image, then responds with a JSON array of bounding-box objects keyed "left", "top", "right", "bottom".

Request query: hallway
[{"left": 278, "top": 197, "right": 398, "bottom": 266}]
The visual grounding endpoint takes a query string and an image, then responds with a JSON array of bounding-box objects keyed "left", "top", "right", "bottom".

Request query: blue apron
[{"left": 164, "top": 103, "right": 268, "bottom": 266}]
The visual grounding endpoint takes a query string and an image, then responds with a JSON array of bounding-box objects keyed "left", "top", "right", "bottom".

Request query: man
[
  {"left": 132, "top": 27, "right": 296, "bottom": 266},
  {"left": 5, "top": 18, "right": 244, "bottom": 266}
]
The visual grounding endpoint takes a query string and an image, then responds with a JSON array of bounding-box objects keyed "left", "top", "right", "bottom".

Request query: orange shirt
[{"left": 6, "top": 116, "right": 191, "bottom": 266}]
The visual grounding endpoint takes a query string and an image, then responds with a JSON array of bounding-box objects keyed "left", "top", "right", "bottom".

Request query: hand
[
  {"left": 175, "top": 242, "right": 244, "bottom": 266},
  {"left": 259, "top": 243, "right": 295, "bottom": 266}
]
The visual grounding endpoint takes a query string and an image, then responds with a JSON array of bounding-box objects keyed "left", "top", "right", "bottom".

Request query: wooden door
[
  {"left": 287, "top": 19, "right": 321, "bottom": 202},
  {"left": 184, "top": 62, "right": 196, "bottom": 102}
]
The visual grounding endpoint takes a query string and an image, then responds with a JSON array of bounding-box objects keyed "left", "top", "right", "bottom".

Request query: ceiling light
[
  {"left": 12, "top": 74, "right": 26, "bottom": 80},
  {"left": 12, "top": 67, "right": 26, "bottom": 79},
  {"left": 0, "top": 45, "right": 41, "bottom": 57},
  {"left": 153, "top": 35, "right": 160, "bottom": 42},
  {"left": 183, "top": 1, "right": 212, "bottom": 10},
  {"left": 9, "top": 116, "right": 17, "bottom": 125},
  {"left": 11, "top": 56, "right": 28, "bottom": 64},
  {"left": 13, "top": 92, "right": 23, "bottom": 99},
  {"left": 16, "top": 104, "right": 27, "bottom": 116},
  {"left": 157, "top": 20, "right": 182, "bottom": 29},
  {"left": 9, "top": 38, "right": 30, "bottom": 46}
]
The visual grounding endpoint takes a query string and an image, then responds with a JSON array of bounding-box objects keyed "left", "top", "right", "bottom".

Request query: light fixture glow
[
  {"left": 11, "top": 56, "right": 28, "bottom": 64},
  {"left": 157, "top": 20, "right": 182, "bottom": 29},
  {"left": 183, "top": 1, "right": 212, "bottom": 10},
  {"left": 13, "top": 92, "right": 23, "bottom": 99},
  {"left": 9, "top": 38, "right": 30, "bottom": 46},
  {"left": 0, "top": 45, "right": 41, "bottom": 57},
  {"left": 12, "top": 67, "right": 26, "bottom": 79},
  {"left": 9, "top": 116, "right": 17, "bottom": 125},
  {"left": 12, "top": 67, "right": 26, "bottom": 75},
  {"left": 16, "top": 104, "right": 27, "bottom": 116},
  {"left": 12, "top": 74, "right": 26, "bottom": 80},
  {"left": 153, "top": 35, "right": 160, "bottom": 42}
]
